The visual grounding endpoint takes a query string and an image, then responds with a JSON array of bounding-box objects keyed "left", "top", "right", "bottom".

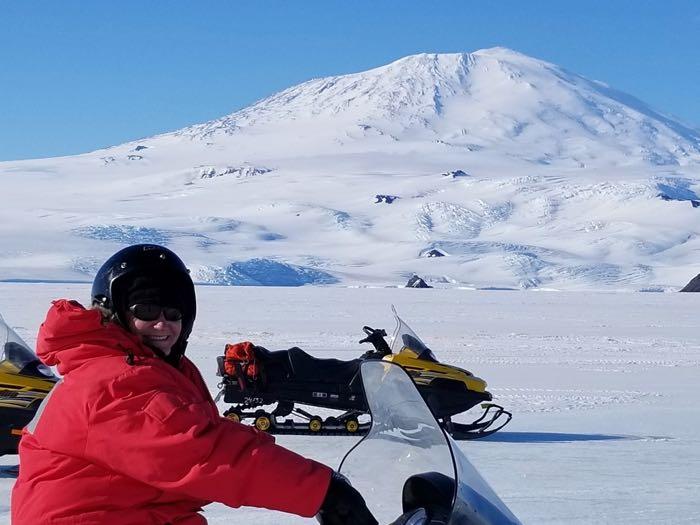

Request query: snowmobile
[
  {"left": 216, "top": 308, "right": 511, "bottom": 439},
  {"left": 337, "top": 359, "right": 521, "bottom": 524},
  {"left": 0, "top": 314, "right": 58, "bottom": 455}
]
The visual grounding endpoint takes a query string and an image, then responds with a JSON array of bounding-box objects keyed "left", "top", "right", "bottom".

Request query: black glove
[{"left": 316, "top": 471, "right": 378, "bottom": 525}]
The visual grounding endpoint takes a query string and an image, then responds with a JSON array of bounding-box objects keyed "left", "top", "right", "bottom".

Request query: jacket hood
[{"left": 38, "top": 299, "right": 155, "bottom": 375}]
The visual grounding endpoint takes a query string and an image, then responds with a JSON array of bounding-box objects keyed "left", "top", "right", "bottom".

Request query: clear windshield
[
  {"left": 340, "top": 360, "right": 520, "bottom": 525},
  {"left": 450, "top": 438, "right": 521, "bottom": 524},
  {"left": 389, "top": 305, "right": 438, "bottom": 362},
  {"left": 0, "top": 314, "right": 56, "bottom": 379},
  {"left": 339, "top": 360, "right": 454, "bottom": 523}
]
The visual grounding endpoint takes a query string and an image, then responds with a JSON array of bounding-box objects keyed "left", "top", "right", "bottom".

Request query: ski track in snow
[{"left": 491, "top": 387, "right": 660, "bottom": 414}]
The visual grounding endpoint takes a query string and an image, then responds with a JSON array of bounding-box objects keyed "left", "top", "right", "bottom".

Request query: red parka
[{"left": 12, "top": 299, "right": 332, "bottom": 524}]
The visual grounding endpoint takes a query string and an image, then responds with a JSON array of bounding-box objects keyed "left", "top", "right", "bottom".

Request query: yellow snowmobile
[
  {"left": 218, "top": 308, "right": 511, "bottom": 439},
  {"left": 0, "top": 314, "right": 58, "bottom": 455}
]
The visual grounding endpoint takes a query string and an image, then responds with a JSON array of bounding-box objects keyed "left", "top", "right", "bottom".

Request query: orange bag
[{"left": 224, "top": 341, "right": 259, "bottom": 379}]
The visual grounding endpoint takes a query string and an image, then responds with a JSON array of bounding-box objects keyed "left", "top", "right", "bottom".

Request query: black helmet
[{"left": 91, "top": 244, "right": 196, "bottom": 363}]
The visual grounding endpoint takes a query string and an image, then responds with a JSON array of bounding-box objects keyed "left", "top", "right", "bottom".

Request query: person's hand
[{"left": 316, "top": 471, "right": 378, "bottom": 525}]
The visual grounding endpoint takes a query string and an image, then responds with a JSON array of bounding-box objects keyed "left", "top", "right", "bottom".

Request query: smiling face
[{"left": 126, "top": 311, "right": 182, "bottom": 355}]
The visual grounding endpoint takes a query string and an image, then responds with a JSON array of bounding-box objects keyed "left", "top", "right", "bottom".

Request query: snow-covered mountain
[
  {"left": 180, "top": 48, "right": 700, "bottom": 167},
  {"left": 1, "top": 48, "right": 699, "bottom": 290}
]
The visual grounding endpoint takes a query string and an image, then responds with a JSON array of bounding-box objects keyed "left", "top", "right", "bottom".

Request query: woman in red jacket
[{"left": 12, "top": 244, "right": 376, "bottom": 525}]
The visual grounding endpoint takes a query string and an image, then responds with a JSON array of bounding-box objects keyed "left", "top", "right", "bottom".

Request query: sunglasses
[{"left": 129, "top": 304, "right": 183, "bottom": 322}]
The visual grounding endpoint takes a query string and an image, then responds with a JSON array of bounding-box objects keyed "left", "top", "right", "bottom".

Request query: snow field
[{"left": 0, "top": 283, "right": 698, "bottom": 523}]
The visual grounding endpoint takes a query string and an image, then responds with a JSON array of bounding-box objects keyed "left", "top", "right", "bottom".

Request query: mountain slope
[
  {"left": 177, "top": 48, "right": 700, "bottom": 167},
  {"left": 1, "top": 48, "right": 699, "bottom": 290}
]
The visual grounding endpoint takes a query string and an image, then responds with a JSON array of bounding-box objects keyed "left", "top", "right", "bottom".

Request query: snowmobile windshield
[
  {"left": 339, "top": 360, "right": 454, "bottom": 522},
  {"left": 340, "top": 360, "right": 520, "bottom": 525},
  {"left": 0, "top": 314, "right": 56, "bottom": 380},
  {"left": 389, "top": 306, "right": 438, "bottom": 362}
]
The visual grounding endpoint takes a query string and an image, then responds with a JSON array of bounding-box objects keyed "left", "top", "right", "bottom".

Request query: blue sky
[{"left": 1, "top": 1, "right": 699, "bottom": 160}]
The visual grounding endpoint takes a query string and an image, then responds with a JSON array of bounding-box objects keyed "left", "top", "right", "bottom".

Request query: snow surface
[
  {"left": 0, "top": 283, "right": 699, "bottom": 524},
  {"left": 1, "top": 49, "right": 699, "bottom": 290}
]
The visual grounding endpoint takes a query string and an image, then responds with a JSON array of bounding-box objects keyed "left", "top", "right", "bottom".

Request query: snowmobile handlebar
[
  {"left": 360, "top": 326, "right": 387, "bottom": 340},
  {"left": 359, "top": 326, "right": 392, "bottom": 356}
]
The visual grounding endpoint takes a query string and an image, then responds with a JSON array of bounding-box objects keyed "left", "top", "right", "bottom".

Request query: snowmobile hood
[
  {"left": 1, "top": 314, "right": 56, "bottom": 382},
  {"left": 38, "top": 299, "right": 156, "bottom": 375}
]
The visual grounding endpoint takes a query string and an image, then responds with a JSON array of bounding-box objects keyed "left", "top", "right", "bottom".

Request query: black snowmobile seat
[
  {"left": 249, "top": 346, "right": 293, "bottom": 382},
  {"left": 286, "top": 347, "right": 361, "bottom": 384}
]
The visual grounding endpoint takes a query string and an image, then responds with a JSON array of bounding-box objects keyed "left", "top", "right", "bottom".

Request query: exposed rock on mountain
[
  {"left": 406, "top": 275, "right": 432, "bottom": 288},
  {"left": 680, "top": 274, "right": 700, "bottom": 292}
]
